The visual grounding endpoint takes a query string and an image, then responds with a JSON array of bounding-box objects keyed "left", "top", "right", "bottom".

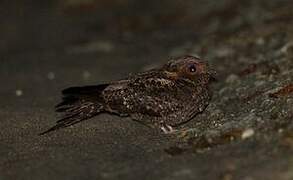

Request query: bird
[{"left": 40, "top": 55, "right": 215, "bottom": 135}]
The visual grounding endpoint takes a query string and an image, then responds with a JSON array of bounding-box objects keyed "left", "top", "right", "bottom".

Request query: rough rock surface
[{"left": 1, "top": 0, "right": 293, "bottom": 180}]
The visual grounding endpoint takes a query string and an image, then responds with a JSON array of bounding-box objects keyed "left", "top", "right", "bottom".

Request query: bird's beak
[{"left": 208, "top": 69, "right": 217, "bottom": 82}]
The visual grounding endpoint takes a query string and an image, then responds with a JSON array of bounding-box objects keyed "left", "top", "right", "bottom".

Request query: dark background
[{"left": 1, "top": 0, "right": 293, "bottom": 180}]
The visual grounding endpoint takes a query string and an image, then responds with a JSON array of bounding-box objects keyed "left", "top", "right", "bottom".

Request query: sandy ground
[{"left": 1, "top": 0, "right": 293, "bottom": 179}]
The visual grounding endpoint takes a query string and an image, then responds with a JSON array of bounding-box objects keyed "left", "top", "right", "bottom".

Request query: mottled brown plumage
[{"left": 40, "top": 55, "right": 214, "bottom": 135}]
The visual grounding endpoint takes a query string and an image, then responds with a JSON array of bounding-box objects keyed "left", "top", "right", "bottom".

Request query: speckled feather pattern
[
  {"left": 103, "top": 72, "right": 211, "bottom": 127},
  {"left": 40, "top": 55, "right": 214, "bottom": 135}
]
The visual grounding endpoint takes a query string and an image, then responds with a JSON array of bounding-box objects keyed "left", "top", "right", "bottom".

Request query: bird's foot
[
  {"left": 176, "top": 127, "right": 200, "bottom": 140},
  {"left": 161, "top": 124, "right": 177, "bottom": 134}
]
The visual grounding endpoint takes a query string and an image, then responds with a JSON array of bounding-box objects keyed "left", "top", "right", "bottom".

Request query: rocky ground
[{"left": 1, "top": 0, "right": 293, "bottom": 180}]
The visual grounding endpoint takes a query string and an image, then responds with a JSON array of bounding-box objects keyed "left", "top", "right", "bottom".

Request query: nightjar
[{"left": 40, "top": 55, "right": 214, "bottom": 135}]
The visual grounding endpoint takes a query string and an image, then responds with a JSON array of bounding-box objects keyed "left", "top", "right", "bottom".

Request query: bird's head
[{"left": 163, "top": 55, "right": 215, "bottom": 85}]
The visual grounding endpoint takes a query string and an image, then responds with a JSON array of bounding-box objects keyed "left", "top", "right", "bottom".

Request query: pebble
[
  {"left": 214, "top": 47, "right": 235, "bottom": 58},
  {"left": 254, "top": 80, "right": 265, "bottom": 87},
  {"left": 83, "top": 71, "right": 91, "bottom": 80},
  {"left": 15, "top": 89, "right": 23, "bottom": 96},
  {"left": 256, "top": 37, "right": 265, "bottom": 45},
  {"left": 47, "top": 72, "right": 55, "bottom": 80},
  {"left": 225, "top": 74, "right": 240, "bottom": 84},
  {"left": 241, "top": 129, "right": 255, "bottom": 139}
]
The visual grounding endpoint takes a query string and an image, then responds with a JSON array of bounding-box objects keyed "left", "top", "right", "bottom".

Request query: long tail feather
[{"left": 40, "top": 84, "right": 108, "bottom": 135}]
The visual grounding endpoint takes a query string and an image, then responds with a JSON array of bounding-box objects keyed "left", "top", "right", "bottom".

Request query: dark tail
[{"left": 39, "top": 84, "right": 108, "bottom": 135}]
